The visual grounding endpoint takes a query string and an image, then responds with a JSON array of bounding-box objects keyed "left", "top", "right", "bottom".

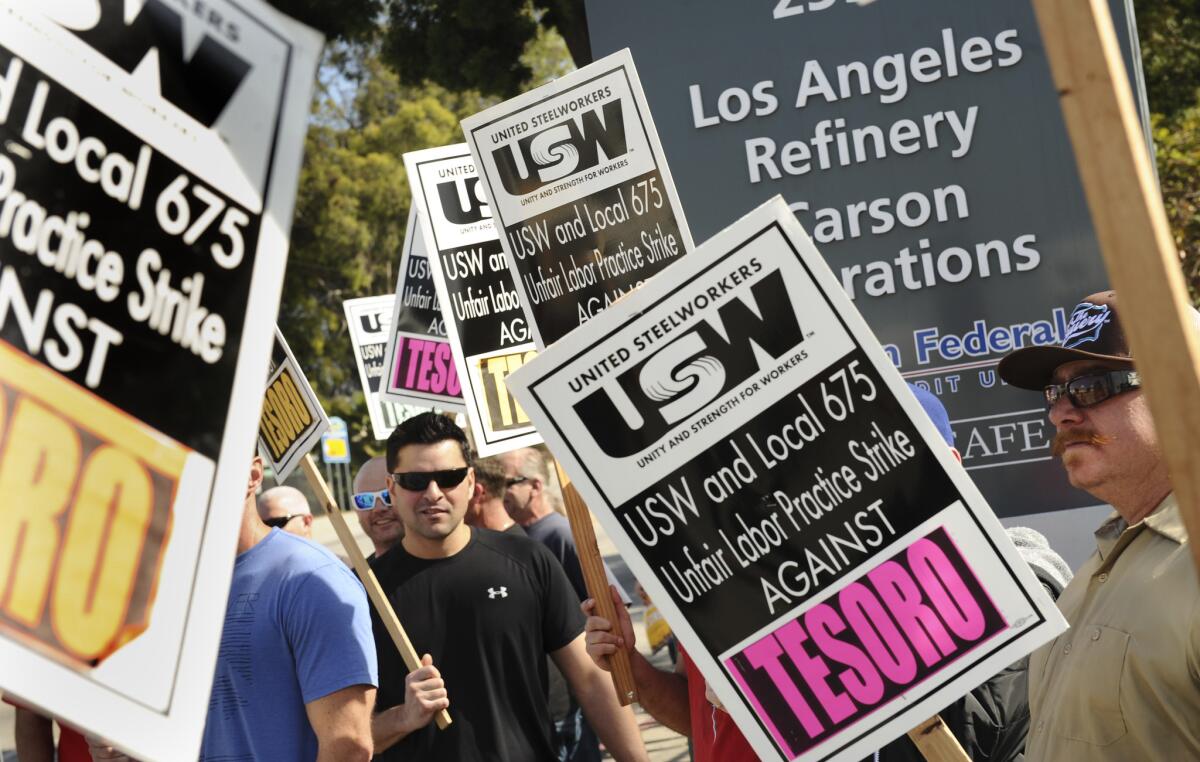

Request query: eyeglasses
[
  {"left": 1044, "top": 370, "right": 1140, "bottom": 411},
  {"left": 351, "top": 490, "right": 392, "bottom": 511},
  {"left": 263, "top": 514, "right": 306, "bottom": 529},
  {"left": 504, "top": 476, "right": 528, "bottom": 489},
  {"left": 389, "top": 467, "right": 470, "bottom": 492}
]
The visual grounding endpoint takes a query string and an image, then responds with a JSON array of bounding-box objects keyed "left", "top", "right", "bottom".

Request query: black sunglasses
[
  {"left": 263, "top": 514, "right": 306, "bottom": 529},
  {"left": 390, "top": 467, "right": 470, "bottom": 492},
  {"left": 1044, "top": 370, "right": 1140, "bottom": 411},
  {"left": 505, "top": 476, "right": 528, "bottom": 489}
]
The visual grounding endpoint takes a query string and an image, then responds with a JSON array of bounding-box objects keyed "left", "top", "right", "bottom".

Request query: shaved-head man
[
  {"left": 353, "top": 456, "right": 403, "bottom": 559},
  {"left": 257, "top": 485, "right": 313, "bottom": 538}
]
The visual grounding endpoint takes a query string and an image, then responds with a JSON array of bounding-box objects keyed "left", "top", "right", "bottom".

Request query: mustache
[{"left": 1051, "top": 429, "right": 1114, "bottom": 457}]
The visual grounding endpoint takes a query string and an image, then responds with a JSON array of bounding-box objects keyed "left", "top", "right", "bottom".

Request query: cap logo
[{"left": 1062, "top": 303, "right": 1111, "bottom": 349}]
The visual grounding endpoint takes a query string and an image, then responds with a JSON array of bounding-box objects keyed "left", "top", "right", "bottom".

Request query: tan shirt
[{"left": 1027, "top": 493, "right": 1200, "bottom": 761}]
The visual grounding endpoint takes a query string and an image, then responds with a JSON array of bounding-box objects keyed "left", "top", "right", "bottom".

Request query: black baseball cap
[{"left": 998, "top": 291, "right": 1133, "bottom": 390}]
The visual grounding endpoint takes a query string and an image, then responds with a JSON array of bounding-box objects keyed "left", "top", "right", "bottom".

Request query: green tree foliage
[
  {"left": 281, "top": 30, "right": 571, "bottom": 453},
  {"left": 1135, "top": 0, "right": 1200, "bottom": 301},
  {"left": 282, "top": 47, "right": 493, "bottom": 449},
  {"left": 381, "top": 1, "right": 586, "bottom": 98},
  {"left": 266, "top": 0, "right": 384, "bottom": 44}
]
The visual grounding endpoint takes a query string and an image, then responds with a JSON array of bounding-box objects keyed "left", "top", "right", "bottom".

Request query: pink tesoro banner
[{"left": 726, "top": 526, "right": 1006, "bottom": 758}]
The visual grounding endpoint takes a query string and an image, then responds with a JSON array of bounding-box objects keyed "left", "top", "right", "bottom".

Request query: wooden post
[
  {"left": 300, "top": 454, "right": 452, "bottom": 730},
  {"left": 906, "top": 716, "right": 970, "bottom": 762},
  {"left": 553, "top": 461, "right": 639, "bottom": 706},
  {"left": 1031, "top": 0, "right": 1200, "bottom": 576}
]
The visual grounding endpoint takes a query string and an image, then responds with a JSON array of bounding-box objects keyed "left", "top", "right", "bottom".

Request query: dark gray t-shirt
[{"left": 524, "top": 512, "right": 631, "bottom": 606}]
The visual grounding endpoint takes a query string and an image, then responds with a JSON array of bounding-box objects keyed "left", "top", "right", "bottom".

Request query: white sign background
[
  {"left": 259, "top": 328, "right": 330, "bottom": 482},
  {"left": 509, "top": 198, "right": 1066, "bottom": 761},
  {"left": 404, "top": 144, "right": 541, "bottom": 456},
  {"left": 380, "top": 209, "right": 465, "bottom": 411},
  {"left": 0, "top": 2, "right": 322, "bottom": 760},
  {"left": 343, "top": 295, "right": 411, "bottom": 440},
  {"left": 463, "top": 48, "right": 695, "bottom": 349}
]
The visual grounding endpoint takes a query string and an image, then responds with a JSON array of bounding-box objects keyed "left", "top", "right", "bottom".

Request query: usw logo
[
  {"left": 492, "top": 100, "right": 627, "bottom": 196},
  {"left": 49, "top": 0, "right": 251, "bottom": 128},
  {"left": 436, "top": 176, "right": 491, "bottom": 225},
  {"left": 572, "top": 269, "right": 803, "bottom": 458}
]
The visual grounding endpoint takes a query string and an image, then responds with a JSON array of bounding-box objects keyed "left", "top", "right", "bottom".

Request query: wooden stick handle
[
  {"left": 300, "top": 455, "right": 452, "bottom": 730},
  {"left": 1030, "top": 0, "right": 1200, "bottom": 578},
  {"left": 552, "top": 460, "right": 638, "bottom": 706},
  {"left": 907, "top": 715, "right": 970, "bottom": 762}
]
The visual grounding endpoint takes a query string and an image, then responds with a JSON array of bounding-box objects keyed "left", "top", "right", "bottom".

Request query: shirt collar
[
  {"left": 1094, "top": 492, "right": 1183, "bottom": 561},
  {"left": 1143, "top": 492, "right": 1186, "bottom": 543}
]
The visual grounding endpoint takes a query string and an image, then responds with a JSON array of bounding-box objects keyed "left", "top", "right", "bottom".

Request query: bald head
[
  {"left": 354, "top": 456, "right": 403, "bottom": 556},
  {"left": 257, "top": 485, "right": 313, "bottom": 538},
  {"left": 353, "top": 456, "right": 389, "bottom": 494}
]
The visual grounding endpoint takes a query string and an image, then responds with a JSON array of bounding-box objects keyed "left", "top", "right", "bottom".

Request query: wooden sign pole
[
  {"left": 300, "top": 454, "right": 452, "bottom": 730},
  {"left": 1030, "top": 0, "right": 1200, "bottom": 576},
  {"left": 906, "top": 716, "right": 970, "bottom": 762},
  {"left": 552, "top": 460, "right": 639, "bottom": 706}
]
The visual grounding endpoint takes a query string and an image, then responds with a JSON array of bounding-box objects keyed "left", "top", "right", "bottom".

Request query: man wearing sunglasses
[
  {"left": 496, "top": 446, "right": 633, "bottom": 762},
  {"left": 200, "top": 457, "right": 377, "bottom": 761},
  {"left": 257, "top": 485, "right": 314, "bottom": 538},
  {"left": 465, "top": 456, "right": 521, "bottom": 534},
  {"left": 998, "top": 291, "right": 1200, "bottom": 760},
  {"left": 353, "top": 456, "right": 403, "bottom": 559},
  {"left": 367, "top": 413, "right": 647, "bottom": 762}
]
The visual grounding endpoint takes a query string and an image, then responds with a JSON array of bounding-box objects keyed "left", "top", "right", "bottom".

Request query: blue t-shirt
[{"left": 201, "top": 529, "right": 378, "bottom": 761}]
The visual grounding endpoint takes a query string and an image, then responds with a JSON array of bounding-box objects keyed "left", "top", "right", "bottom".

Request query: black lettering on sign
[
  {"left": 62, "top": 0, "right": 252, "bottom": 127},
  {"left": 574, "top": 267, "right": 803, "bottom": 457},
  {"left": 479, "top": 350, "right": 536, "bottom": 432},
  {"left": 493, "top": 100, "right": 628, "bottom": 196},
  {"left": 436, "top": 176, "right": 491, "bottom": 225},
  {"left": 259, "top": 367, "right": 314, "bottom": 460}
]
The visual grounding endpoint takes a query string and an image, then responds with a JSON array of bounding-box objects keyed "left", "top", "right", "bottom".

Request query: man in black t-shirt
[{"left": 368, "top": 413, "right": 648, "bottom": 762}]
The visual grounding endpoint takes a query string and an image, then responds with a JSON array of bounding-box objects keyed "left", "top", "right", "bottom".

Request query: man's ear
[
  {"left": 302, "top": 514, "right": 314, "bottom": 528},
  {"left": 247, "top": 456, "right": 264, "bottom": 498},
  {"left": 472, "top": 482, "right": 484, "bottom": 501}
]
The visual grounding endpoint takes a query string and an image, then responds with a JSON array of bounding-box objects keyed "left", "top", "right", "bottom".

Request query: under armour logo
[{"left": 487, "top": 587, "right": 508, "bottom": 599}]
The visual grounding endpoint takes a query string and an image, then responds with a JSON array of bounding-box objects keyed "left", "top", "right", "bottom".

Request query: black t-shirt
[{"left": 370, "top": 527, "right": 586, "bottom": 761}]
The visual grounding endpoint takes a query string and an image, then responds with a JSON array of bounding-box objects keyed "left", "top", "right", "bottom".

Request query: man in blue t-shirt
[{"left": 200, "top": 456, "right": 378, "bottom": 761}]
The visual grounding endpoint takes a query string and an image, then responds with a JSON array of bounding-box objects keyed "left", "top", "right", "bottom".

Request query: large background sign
[
  {"left": 343, "top": 295, "right": 411, "bottom": 440},
  {"left": 259, "top": 329, "right": 329, "bottom": 482},
  {"left": 380, "top": 209, "right": 464, "bottom": 411},
  {"left": 463, "top": 49, "right": 694, "bottom": 348},
  {"left": 586, "top": 0, "right": 1149, "bottom": 564},
  {"left": 509, "top": 199, "right": 1064, "bottom": 761},
  {"left": 0, "top": 1, "right": 321, "bottom": 758},
  {"left": 404, "top": 143, "right": 541, "bottom": 455}
]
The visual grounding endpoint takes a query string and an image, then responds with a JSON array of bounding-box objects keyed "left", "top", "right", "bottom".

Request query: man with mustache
[{"left": 997, "top": 291, "right": 1200, "bottom": 760}]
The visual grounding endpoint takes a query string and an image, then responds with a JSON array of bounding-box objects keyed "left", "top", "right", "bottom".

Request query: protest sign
[
  {"left": 462, "top": 48, "right": 694, "bottom": 348},
  {"left": 322, "top": 416, "right": 352, "bottom": 465},
  {"left": 585, "top": 0, "right": 1151, "bottom": 563},
  {"left": 259, "top": 328, "right": 329, "bottom": 482},
  {"left": 0, "top": 1, "right": 320, "bottom": 758},
  {"left": 380, "top": 208, "right": 464, "bottom": 410},
  {"left": 343, "top": 295, "right": 411, "bottom": 440},
  {"left": 404, "top": 143, "right": 540, "bottom": 455},
  {"left": 508, "top": 198, "right": 1065, "bottom": 761}
]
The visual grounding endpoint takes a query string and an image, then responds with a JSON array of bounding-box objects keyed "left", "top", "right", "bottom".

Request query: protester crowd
[{"left": 9, "top": 291, "right": 1200, "bottom": 761}]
